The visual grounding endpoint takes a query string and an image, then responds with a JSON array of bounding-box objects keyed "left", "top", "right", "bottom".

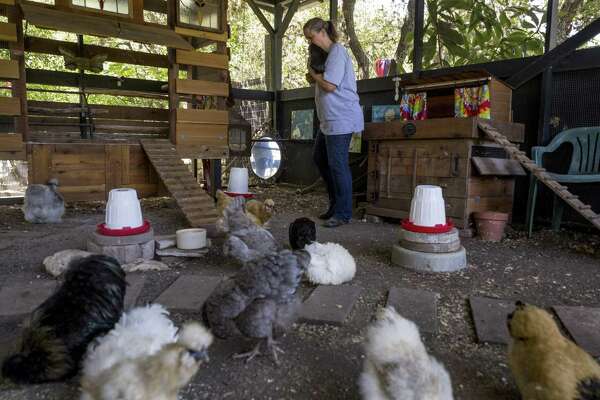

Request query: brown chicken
[
  {"left": 245, "top": 198, "right": 275, "bottom": 227},
  {"left": 507, "top": 301, "right": 600, "bottom": 400}
]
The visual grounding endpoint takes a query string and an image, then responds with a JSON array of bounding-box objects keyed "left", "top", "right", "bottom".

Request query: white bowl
[
  {"left": 228, "top": 167, "right": 249, "bottom": 194},
  {"left": 176, "top": 228, "right": 207, "bottom": 250},
  {"left": 409, "top": 185, "right": 446, "bottom": 227},
  {"left": 105, "top": 188, "right": 143, "bottom": 229}
]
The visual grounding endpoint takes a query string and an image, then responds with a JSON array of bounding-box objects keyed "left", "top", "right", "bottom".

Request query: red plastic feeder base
[
  {"left": 401, "top": 218, "right": 454, "bottom": 234},
  {"left": 97, "top": 220, "right": 151, "bottom": 236},
  {"left": 224, "top": 191, "right": 254, "bottom": 199}
]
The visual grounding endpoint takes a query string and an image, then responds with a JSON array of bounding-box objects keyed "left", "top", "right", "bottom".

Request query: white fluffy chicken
[
  {"left": 23, "top": 178, "right": 65, "bottom": 223},
  {"left": 80, "top": 304, "right": 213, "bottom": 400},
  {"left": 359, "top": 307, "right": 454, "bottom": 400}
]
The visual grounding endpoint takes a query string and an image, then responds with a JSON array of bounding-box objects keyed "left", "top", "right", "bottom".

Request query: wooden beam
[
  {"left": 167, "top": 0, "right": 178, "bottom": 144},
  {"left": 0, "top": 0, "right": 16, "bottom": 5},
  {"left": 131, "top": 0, "right": 144, "bottom": 23},
  {"left": 177, "top": 109, "right": 229, "bottom": 124},
  {"left": 8, "top": 5, "right": 28, "bottom": 140},
  {"left": 544, "top": 0, "right": 559, "bottom": 52},
  {"left": 176, "top": 50, "right": 229, "bottom": 69},
  {"left": 0, "top": 23, "right": 17, "bottom": 42},
  {"left": 175, "top": 26, "right": 228, "bottom": 43},
  {"left": 507, "top": 16, "right": 600, "bottom": 88},
  {"left": 0, "top": 133, "right": 23, "bottom": 152},
  {"left": 175, "top": 79, "right": 229, "bottom": 96},
  {"left": 279, "top": 0, "right": 299, "bottom": 36},
  {"left": 0, "top": 60, "right": 19, "bottom": 80},
  {"left": 246, "top": 0, "right": 275, "bottom": 34},
  {"left": 176, "top": 122, "right": 228, "bottom": 143},
  {"left": 25, "top": 36, "right": 169, "bottom": 68}
]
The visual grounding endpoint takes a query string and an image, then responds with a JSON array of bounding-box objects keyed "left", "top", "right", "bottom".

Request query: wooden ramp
[
  {"left": 478, "top": 121, "right": 600, "bottom": 231},
  {"left": 141, "top": 139, "right": 218, "bottom": 227}
]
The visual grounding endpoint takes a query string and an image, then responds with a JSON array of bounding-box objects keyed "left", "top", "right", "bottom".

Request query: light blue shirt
[{"left": 315, "top": 43, "right": 364, "bottom": 135}]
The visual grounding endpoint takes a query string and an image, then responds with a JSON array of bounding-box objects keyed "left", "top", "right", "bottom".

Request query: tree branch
[{"left": 341, "top": 0, "right": 370, "bottom": 79}]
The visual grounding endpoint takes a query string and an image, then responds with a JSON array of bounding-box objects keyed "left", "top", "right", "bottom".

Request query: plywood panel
[
  {"left": 177, "top": 108, "right": 228, "bottom": 124},
  {"left": 0, "top": 97, "right": 22, "bottom": 116},
  {"left": 30, "top": 145, "right": 52, "bottom": 184},
  {"left": 0, "top": 22, "right": 17, "bottom": 42},
  {"left": 175, "top": 79, "right": 229, "bottom": 97},
  {"left": 105, "top": 144, "right": 130, "bottom": 193},
  {"left": 0, "top": 133, "right": 23, "bottom": 152},
  {"left": 59, "top": 184, "right": 106, "bottom": 202},
  {"left": 176, "top": 50, "right": 229, "bottom": 69},
  {"left": 0, "top": 60, "right": 19, "bottom": 80},
  {"left": 0, "top": 0, "right": 16, "bottom": 5}
]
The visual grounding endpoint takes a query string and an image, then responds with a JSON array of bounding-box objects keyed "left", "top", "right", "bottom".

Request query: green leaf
[
  {"left": 500, "top": 12, "right": 510, "bottom": 28},
  {"left": 521, "top": 21, "right": 536, "bottom": 30},
  {"left": 438, "top": 22, "right": 465, "bottom": 45},
  {"left": 444, "top": 41, "right": 469, "bottom": 58}
]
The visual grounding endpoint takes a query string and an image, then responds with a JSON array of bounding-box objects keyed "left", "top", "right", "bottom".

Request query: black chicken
[
  {"left": 309, "top": 43, "right": 328, "bottom": 74},
  {"left": 2, "top": 255, "right": 126, "bottom": 383},
  {"left": 289, "top": 217, "right": 316, "bottom": 250},
  {"left": 202, "top": 249, "right": 309, "bottom": 364}
]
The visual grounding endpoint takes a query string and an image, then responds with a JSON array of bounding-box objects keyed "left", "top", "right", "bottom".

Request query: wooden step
[{"left": 141, "top": 139, "right": 217, "bottom": 227}]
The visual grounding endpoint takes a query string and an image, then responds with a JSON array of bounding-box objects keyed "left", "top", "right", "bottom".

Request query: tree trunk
[
  {"left": 342, "top": 0, "right": 370, "bottom": 79},
  {"left": 395, "top": 0, "right": 416, "bottom": 71},
  {"left": 556, "top": 0, "right": 585, "bottom": 43}
]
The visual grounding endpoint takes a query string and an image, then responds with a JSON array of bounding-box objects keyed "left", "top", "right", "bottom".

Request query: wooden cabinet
[{"left": 364, "top": 117, "right": 525, "bottom": 229}]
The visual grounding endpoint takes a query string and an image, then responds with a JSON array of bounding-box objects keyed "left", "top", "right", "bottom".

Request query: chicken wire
[{"left": 0, "top": 160, "right": 28, "bottom": 198}]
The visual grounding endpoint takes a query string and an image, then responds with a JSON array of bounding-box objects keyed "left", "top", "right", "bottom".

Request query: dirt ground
[{"left": 0, "top": 186, "right": 599, "bottom": 400}]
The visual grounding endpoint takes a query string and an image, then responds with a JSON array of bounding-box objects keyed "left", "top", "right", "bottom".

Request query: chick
[
  {"left": 359, "top": 307, "right": 454, "bottom": 400},
  {"left": 289, "top": 217, "right": 316, "bottom": 250},
  {"left": 203, "top": 249, "right": 310, "bottom": 364},
  {"left": 23, "top": 178, "right": 65, "bottom": 223},
  {"left": 81, "top": 322, "right": 212, "bottom": 400},
  {"left": 215, "top": 189, "right": 232, "bottom": 217},
  {"left": 221, "top": 196, "right": 280, "bottom": 264},
  {"left": 245, "top": 198, "right": 275, "bottom": 227},
  {"left": 304, "top": 242, "right": 356, "bottom": 285},
  {"left": 507, "top": 301, "right": 600, "bottom": 400},
  {"left": 2, "top": 255, "right": 126, "bottom": 383}
]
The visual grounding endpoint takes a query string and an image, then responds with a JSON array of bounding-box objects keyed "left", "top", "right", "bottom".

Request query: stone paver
[
  {"left": 386, "top": 287, "right": 439, "bottom": 334},
  {"left": 154, "top": 275, "right": 222, "bottom": 310},
  {"left": 0, "top": 279, "right": 57, "bottom": 316},
  {"left": 470, "top": 296, "right": 515, "bottom": 344},
  {"left": 124, "top": 274, "right": 146, "bottom": 310},
  {"left": 553, "top": 306, "right": 600, "bottom": 357},
  {"left": 299, "top": 285, "right": 361, "bottom": 326}
]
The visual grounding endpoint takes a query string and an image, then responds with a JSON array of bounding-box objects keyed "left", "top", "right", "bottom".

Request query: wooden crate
[{"left": 364, "top": 117, "right": 525, "bottom": 229}]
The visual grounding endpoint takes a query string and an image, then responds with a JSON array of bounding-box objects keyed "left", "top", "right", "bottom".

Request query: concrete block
[
  {"left": 0, "top": 279, "right": 57, "bottom": 316},
  {"left": 124, "top": 274, "right": 146, "bottom": 310},
  {"left": 87, "top": 239, "right": 155, "bottom": 264},
  {"left": 386, "top": 287, "right": 439, "bottom": 334},
  {"left": 391, "top": 244, "right": 467, "bottom": 272},
  {"left": 89, "top": 229, "right": 154, "bottom": 246},
  {"left": 554, "top": 306, "right": 600, "bottom": 357},
  {"left": 156, "top": 234, "right": 176, "bottom": 249},
  {"left": 154, "top": 275, "right": 222, "bottom": 311},
  {"left": 470, "top": 296, "right": 515, "bottom": 344},
  {"left": 300, "top": 285, "right": 361, "bottom": 326}
]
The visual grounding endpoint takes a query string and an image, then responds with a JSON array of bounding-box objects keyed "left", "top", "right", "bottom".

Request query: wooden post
[
  {"left": 7, "top": 5, "right": 28, "bottom": 141},
  {"left": 544, "top": 0, "right": 559, "bottom": 52},
  {"left": 537, "top": 0, "right": 559, "bottom": 145},
  {"left": 167, "top": 0, "right": 178, "bottom": 144},
  {"left": 412, "top": 0, "right": 425, "bottom": 75}
]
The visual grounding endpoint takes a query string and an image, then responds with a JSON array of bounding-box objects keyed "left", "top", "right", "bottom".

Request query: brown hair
[{"left": 303, "top": 17, "right": 338, "bottom": 43}]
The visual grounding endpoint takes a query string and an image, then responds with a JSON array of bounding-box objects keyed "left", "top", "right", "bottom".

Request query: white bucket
[
  {"left": 176, "top": 228, "right": 207, "bottom": 249},
  {"left": 105, "top": 188, "right": 144, "bottom": 229},
  {"left": 228, "top": 167, "right": 249, "bottom": 194},
  {"left": 409, "top": 185, "right": 446, "bottom": 227}
]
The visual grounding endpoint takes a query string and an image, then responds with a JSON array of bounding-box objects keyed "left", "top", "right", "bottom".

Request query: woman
[{"left": 304, "top": 17, "right": 364, "bottom": 228}]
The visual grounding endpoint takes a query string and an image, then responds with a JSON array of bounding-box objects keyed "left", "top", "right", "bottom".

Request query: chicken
[
  {"left": 245, "top": 198, "right": 275, "bottom": 227},
  {"left": 289, "top": 217, "right": 316, "bottom": 250},
  {"left": 359, "top": 307, "right": 454, "bottom": 400},
  {"left": 507, "top": 301, "right": 600, "bottom": 400},
  {"left": 202, "top": 249, "right": 310, "bottom": 364},
  {"left": 81, "top": 304, "right": 178, "bottom": 381},
  {"left": 23, "top": 178, "right": 65, "bottom": 223},
  {"left": 215, "top": 189, "right": 232, "bottom": 217},
  {"left": 221, "top": 196, "right": 280, "bottom": 264},
  {"left": 2, "top": 255, "right": 126, "bottom": 383},
  {"left": 80, "top": 322, "right": 212, "bottom": 400},
  {"left": 304, "top": 242, "right": 356, "bottom": 285},
  {"left": 309, "top": 43, "right": 328, "bottom": 74}
]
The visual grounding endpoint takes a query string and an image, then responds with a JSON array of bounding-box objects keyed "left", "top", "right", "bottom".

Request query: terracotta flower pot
[{"left": 473, "top": 211, "right": 509, "bottom": 242}]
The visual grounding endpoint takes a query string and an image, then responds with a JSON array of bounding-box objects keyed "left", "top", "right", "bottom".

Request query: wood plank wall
[{"left": 28, "top": 143, "right": 161, "bottom": 201}]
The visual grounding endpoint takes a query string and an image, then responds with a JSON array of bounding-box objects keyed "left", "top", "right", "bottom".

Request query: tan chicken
[{"left": 245, "top": 198, "right": 275, "bottom": 227}]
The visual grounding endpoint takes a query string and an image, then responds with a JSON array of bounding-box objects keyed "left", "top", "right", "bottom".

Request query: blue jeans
[{"left": 313, "top": 130, "right": 353, "bottom": 221}]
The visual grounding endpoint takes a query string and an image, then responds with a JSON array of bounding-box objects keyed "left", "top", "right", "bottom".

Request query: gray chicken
[
  {"left": 202, "top": 249, "right": 310, "bottom": 364},
  {"left": 221, "top": 196, "right": 279, "bottom": 264},
  {"left": 23, "top": 178, "right": 65, "bottom": 223}
]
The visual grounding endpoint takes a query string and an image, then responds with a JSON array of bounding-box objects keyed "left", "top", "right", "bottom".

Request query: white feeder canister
[
  {"left": 105, "top": 188, "right": 144, "bottom": 229},
  {"left": 409, "top": 185, "right": 446, "bottom": 227},
  {"left": 228, "top": 167, "right": 249, "bottom": 194},
  {"left": 176, "top": 228, "right": 207, "bottom": 250}
]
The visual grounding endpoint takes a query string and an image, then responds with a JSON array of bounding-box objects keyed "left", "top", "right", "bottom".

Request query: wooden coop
[
  {"left": 364, "top": 71, "right": 526, "bottom": 231},
  {"left": 0, "top": 0, "right": 233, "bottom": 228}
]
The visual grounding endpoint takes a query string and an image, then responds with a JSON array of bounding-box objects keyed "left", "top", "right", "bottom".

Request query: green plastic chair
[{"left": 526, "top": 127, "right": 600, "bottom": 237}]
